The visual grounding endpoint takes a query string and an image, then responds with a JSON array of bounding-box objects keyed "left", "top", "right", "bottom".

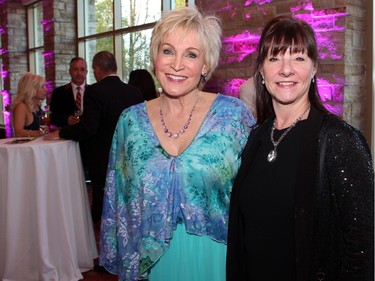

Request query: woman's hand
[{"left": 44, "top": 130, "right": 60, "bottom": 140}]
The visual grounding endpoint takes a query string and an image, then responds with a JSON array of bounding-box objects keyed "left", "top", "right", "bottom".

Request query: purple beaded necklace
[{"left": 159, "top": 93, "right": 199, "bottom": 139}]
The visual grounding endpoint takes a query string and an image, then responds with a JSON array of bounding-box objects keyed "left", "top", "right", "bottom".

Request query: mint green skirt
[{"left": 148, "top": 224, "right": 226, "bottom": 281}]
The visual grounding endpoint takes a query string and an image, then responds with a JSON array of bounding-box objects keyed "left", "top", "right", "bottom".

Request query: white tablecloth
[{"left": 0, "top": 137, "right": 98, "bottom": 281}]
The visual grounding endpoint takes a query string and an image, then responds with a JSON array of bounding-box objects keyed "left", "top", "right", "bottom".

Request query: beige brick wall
[
  {"left": 0, "top": 0, "right": 370, "bottom": 137},
  {"left": 196, "top": 0, "right": 368, "bottom": 133}
]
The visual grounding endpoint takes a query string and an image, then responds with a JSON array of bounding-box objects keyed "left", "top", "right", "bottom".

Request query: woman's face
[
  {"left": 261, "top": 48, "right": 316, "bottom": 107},
  {"left": 154, "top": 28, "right": 207, "bottom": 98},
  {"left": 34, "top": 82, "right": 47, "bottom": 101}
]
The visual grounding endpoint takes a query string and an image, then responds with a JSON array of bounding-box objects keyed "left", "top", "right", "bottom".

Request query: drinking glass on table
[{"left": 39, "top": 112, "right": 50, "bottom": 135}]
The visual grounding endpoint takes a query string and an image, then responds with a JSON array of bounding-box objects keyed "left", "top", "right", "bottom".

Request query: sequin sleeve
[{"left": 323, "top": 117, "right": 374, "bottom": 280}]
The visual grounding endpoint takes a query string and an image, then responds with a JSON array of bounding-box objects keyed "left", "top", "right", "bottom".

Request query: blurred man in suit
[
  {"left": 50, "top": 57, "right": 88, "bottom": 127},
  {"left": 50, "top": 57, "right": 89, "bottom": 179},
  {"left": 45, "top": 51, "right": 144, "bottom": 223}
]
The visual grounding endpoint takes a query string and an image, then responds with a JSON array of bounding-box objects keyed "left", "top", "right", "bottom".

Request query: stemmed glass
[
  {"left": 74, "top": 110, "right": 82, "bottom": 120},
  {"left": 39, "top": 111, "right": 50, "bottom": 135}
]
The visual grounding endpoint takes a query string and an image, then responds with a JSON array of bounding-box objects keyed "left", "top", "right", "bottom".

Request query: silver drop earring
[
  {"left": 312, "top": 77, "right": 315, "bottom": 83},
  {"left": 201, "top": 73, "right": 207, "bottom": 83},
  {"left": 262, "top": 79, "right": 265, "bottom": 85}
]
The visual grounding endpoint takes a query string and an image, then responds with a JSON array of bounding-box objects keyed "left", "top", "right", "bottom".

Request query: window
[
  {"left": 27, "top": 1, "right": 44, "bottom": 76},
  {"left": 77, "top": 0, "right": 193, "bottom": 84}
]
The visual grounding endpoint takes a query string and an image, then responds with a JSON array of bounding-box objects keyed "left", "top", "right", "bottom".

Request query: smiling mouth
[
  {"left": 166, "top": 74, "right": 187, "bottom": 81},
  {"left": 278, "top": 81, "right": 296, "bottom": 86}
]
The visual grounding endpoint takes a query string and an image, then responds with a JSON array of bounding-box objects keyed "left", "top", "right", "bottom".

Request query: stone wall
[
  {"left": 0, "top": 0, "right": 371, "bottom": 140},
  {"left": 0, "top": 0, "right": 27, "bottom": 128},
  {"left": 43, "top": 0, "right": 76, "bottom": 101},
  {"left": 196, "top": 0, "right": 369, "bottom": 134}
]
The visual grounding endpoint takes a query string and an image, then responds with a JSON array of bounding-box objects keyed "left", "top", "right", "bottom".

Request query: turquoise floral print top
[{"left": 99, "top": 94, "right": 255, "bottom": 280}]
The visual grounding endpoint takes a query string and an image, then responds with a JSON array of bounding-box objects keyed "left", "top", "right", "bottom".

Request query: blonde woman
[
  {"left": 12, "top": 72, "right": 47, "bottom": 137},
  {"left": 99, "top": 6, "right": 255, "bottom": 281}
]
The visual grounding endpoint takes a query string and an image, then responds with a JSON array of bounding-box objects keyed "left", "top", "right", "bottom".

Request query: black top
[
  {"left": 24, "top": 108, "right": 42, "bottom": 130},
  {"left": 238, "top": 120, "right": 306, "bottom": 281},
  {"left": 227, "top": 107, "right": 374, "bottom": 281}
]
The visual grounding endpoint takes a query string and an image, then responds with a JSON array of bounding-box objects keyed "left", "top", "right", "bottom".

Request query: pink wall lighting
[
  {"left": 2, "top": 90, "right": 12, "bottom": 137},
  {"left": 221, "top": 1, "right": 347, "bottom": 116}
]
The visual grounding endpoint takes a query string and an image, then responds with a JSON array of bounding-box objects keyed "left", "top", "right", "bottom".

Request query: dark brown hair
[{"left": 254, "top": 16, "right": 329, "bottom": 124}]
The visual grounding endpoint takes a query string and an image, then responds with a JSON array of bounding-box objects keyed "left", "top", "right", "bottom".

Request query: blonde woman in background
[{"left": 12, "top": 72, "right": 47, "bottom": 137}]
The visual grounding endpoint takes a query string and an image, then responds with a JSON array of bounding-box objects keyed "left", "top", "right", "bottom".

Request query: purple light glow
[
  {"left": 43, "top": 51, "right": 55, "bottom": 68},
  {"left": 290, "top": 0, "right": 314, "bottom": 13},
  {"left": 41, "top": 18, "right": 54, "bottom": 26},
  {"left": 45, "top": 80, "right": 54, "bottom": 95},
  {"left": 1, "top": 90, "right": 10, "bottom": 108},
  {"left": 0, "top": 48, "right": 8, "bottom": 55},
  {"left": 323, "top": 103, "right": 343, "bottom": 117},
  {"left": 41, "top": 18, "right": 54, "bottom": 32},
  {"left": 317, "top": 77, "right": 345, "bottom": 103},
  {"left": 244, "top": 0, "right": 272, "bottom": 7},
  {"left": 222, "top": 31, "right": 260, "bottom": 63},
  {"left": 42, "top": 51, "right": 54, "bottom": 58},
  {"left": 293, "top": 9, "right": 347, "bottom": 61},
  {"left": 1, "top": 90, "right": 12, "bottom": 137},
  {"left": 1, "top": 69, "right": 8, "bottom": 81},
  {"left": 221, "top": 4, "right": 347, "bottom": 116},
  {"left": 223, "top": 78, "right": 247, "bottom": 98},
  {"left": 3, "top": 110, "right": 12, "bottom": 137}
]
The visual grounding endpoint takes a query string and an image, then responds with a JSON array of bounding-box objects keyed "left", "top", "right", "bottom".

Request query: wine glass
[
  {"left": 39, "top": 112, "right": 50, "bottom": 135},
  {"left": 74, "top": 110, "right": 82, "bottom": 120}
]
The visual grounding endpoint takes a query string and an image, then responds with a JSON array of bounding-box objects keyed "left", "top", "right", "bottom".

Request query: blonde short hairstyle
[
  {"left": 150, "top": 6, "right": 222, "bottom": 89},
  {"left": 12, "top": 72, "right": 45, "bottom": 112}
]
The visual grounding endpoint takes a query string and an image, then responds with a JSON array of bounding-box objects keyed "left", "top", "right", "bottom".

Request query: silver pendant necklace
[
  {"left": 267, "top": 107, "right": 310, "bottom": 163},
  {"left": 159, "top": 93, "right": 199, "bottom": 139}
]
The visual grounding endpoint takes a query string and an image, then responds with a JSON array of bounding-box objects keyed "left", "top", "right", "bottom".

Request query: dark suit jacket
[
  {"left": 50, "top": 83, "right": 76, "bottom": 127},
  {"left": 59, "top": 75, "right": 144, "bottom": 188}
]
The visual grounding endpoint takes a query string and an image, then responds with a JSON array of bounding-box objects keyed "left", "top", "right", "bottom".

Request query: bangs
[
  {"left": 267, "top": 31, "right": 309, "bottom": 56},
  {"left": 260, "top": 17, "right": 317, "bottom": 60},
  {"left": 167, "top": 20, "right": 202, "bottom": 42}
]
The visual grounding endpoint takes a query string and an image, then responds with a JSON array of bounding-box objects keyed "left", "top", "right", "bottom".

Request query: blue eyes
[
  {"left": 162, "top": 49, "right": 197, "bottom": 58},
  {"left": 187, "top": 53, "right": 197, "bottom": 58},
  {"left": 163, "top": 49, "right": 172, "bottom": 55}
]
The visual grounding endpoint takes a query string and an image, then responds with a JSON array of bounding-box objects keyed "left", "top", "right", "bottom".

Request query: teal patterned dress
[{"left": 99, "top": 94, "right": 255, "bottom": 280}]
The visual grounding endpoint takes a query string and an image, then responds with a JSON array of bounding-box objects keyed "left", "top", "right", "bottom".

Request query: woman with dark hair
[
  {"left": 227, "top": 16, "right": 374, "bottom": 281},
  {"left": 128, "top": 69, "right": 159, "bottom": 101}
]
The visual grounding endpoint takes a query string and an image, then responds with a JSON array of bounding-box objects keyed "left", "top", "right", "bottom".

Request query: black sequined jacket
[{"left": 227, "top": 107, "right": 374, "bottom": 281}]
